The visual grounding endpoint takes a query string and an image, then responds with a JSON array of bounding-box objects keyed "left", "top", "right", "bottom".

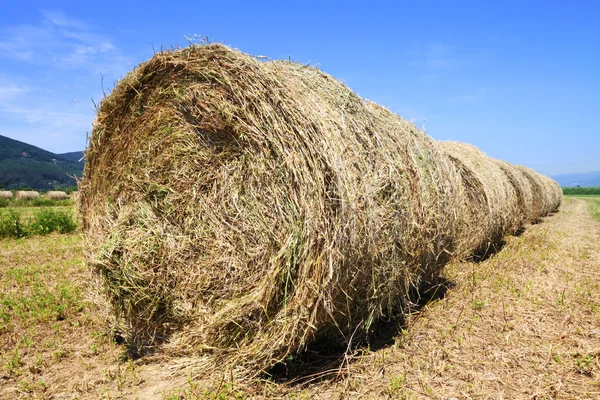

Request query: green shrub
[
  {"left": 0, "top": 210, "right": 28, "bottom": 238},
  {"left": 29, "top": 209, "right": 77, "bottom": 235}
]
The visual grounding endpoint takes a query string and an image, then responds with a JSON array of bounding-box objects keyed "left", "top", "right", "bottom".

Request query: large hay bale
[
  {"left": 0, "top": 191, "right": 12, "bottom": 199},
  {"left": 439, "top": 142, "right": 520, "bottom": 257},
  {"left": 70, "top": 191, "right": 79, "bottom": 202},
  {"left": 45, "top": 191, "right": 68, "bottom": 200},
  {"left": 15, "top": 191, "right": 39, "bottom": 200},
  {"left": 80, "top": 44, "right": 462, "bottom": 373}
]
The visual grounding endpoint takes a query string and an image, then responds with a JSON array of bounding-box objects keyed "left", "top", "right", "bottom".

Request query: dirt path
[{"left": 2, "top": 198, "right": 600, "bottom": 399}]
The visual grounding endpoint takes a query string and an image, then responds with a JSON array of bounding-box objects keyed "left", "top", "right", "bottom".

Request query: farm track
[{"left": 1, "top": 197, "right": 599, "bottom": 399}]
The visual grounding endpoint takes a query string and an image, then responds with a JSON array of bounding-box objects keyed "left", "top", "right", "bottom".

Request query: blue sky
[{"left": 1, "top": 1, "right": 598, "bottom": 175}]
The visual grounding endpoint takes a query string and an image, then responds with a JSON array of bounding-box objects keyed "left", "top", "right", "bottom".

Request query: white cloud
[
  {"left": 0, "top": 10, "right": 130, "bottom": 152},
  {"left": 0, "top": 10, "right": 131, "bottom": 74}
]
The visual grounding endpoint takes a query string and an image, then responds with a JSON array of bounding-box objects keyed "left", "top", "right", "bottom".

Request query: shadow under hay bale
[
  {"left": 80, "top": 43, "right": 463, "bottom": 376},
  {"left": 266, "top": 276, "right": 455, "bottom": 384}
]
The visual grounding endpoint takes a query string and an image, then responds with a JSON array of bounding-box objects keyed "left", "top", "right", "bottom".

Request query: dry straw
[
  {"left": 15, "top": 191, "right": 39, "bottom": 200},
  {"left": 438, "top": 142, "right": 522, "bottom": 257},
  {"left": 0, "top": 191, "right": 12, "bottom": 199},
  {"left": 80, "top": 44, "right": 463, "bottom": 374},
  {"left": 79, "top": 44, "right": 562, "bottom": 375},
  {"left": 45, "top": 191, "right": 69, "bottom": 200}
]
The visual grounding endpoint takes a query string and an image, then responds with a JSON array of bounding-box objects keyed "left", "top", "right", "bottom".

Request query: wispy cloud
[
  {"left": 0, "top": 10, "right": 131, "bottom": 75},
  {"left": 0, "top": 10, "right": 130, "bottom": 152}
]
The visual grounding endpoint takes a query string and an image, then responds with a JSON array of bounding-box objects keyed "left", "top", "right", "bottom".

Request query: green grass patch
[
  {"left": 0, "top": 198, "right": 73, "bottom": 208},
  {"left": 586, "top": 198, "right": 600, "bottom": 221}
]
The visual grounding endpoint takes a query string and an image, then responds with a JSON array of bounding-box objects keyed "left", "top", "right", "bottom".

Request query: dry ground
[{"left": 1, "top": 197, "right": 599, "bottom": 399}]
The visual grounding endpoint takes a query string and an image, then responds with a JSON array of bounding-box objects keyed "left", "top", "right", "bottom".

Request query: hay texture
[
  {"left": 45, "top": 191, "right": 68, "bottom": 200},
  {"left": 440, "top": 142, "right": 561, "bottom": 257},
  {"left": 515, "top": 165, "right": 562, "bottom": 218},
  {"left": 80, "top": 44, "right": 462, "bottom": 373},
  {"left": 439, "top": 142, "right": 522, "bottom": 257},
  {"left": 0, "top": 191, "right": 12, "bottom": 199},
  {"left": 15, "top": 191, "right": 39, "bottom": 200}
]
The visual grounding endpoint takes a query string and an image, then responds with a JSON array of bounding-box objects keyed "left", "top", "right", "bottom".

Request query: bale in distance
[
  {"left": 45, "top": 191, "right": 69, "bottom": 200},
  {"left": 0, "top": 191, "right": 12, "bottom": 199},
  {"left": 491, "top": 159, "right": 534, "bottom": 227},
  {"left": 438, "top": 142, "right": 521, "bottom": 258},
  {"left": 80, "top": 43, "right": 463, "bottom": 374},
  {"left": 15, "top": 191, "right": 39, "bottom": 200}
]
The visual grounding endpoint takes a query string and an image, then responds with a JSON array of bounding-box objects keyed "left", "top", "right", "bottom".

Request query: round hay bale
[
  {"left": 80, "top": 44, "right": 462, "bottom": 374},
  {"left": 514, "top": 166, "right": 561, "bottom": 220},
  {"left": 45, "top": 191, "right": 69, "bottom": 200},
  {"left": 0, "top": 191, "right": 12, "bottom": 199},
  {"left": 439, "top": 142, "right": 520, "bottom": 257},
  {"left": 70, "top": 191, "right": 79, "bottom": 202},
  {"left": 15, "top": 191, "right": 39, "bottom": 200},
  {"left": 492, "top": 160, "right": 534, "bottom": 226}
]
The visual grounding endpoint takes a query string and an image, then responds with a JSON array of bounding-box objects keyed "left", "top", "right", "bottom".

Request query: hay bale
[
  {"left": 70, "top": 191, "right": 79, "bottom": 202},
  {"left": 439, "top": 142, "right": 520, "bottom": 257},
  {"left": 80, "top": 44, "right": 462, "bottom": 373},
  {"left": 15, "top": 191, "right": 39, "bottom": 200},
  {"left": 514, "top": 166, "right": 561, "bottom": 219},
  {"left": 0, "top": 191, "right": 12, "bottom": 199},
  {"left": 492, "top": 160, "right": 534, "bottom": 226},
  {"left": 45, "top": 191, "right": 69, "bottom": 200}
]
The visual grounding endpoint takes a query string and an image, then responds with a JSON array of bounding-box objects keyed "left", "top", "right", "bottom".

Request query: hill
[
  {"left": 552, "top": 171, "right": 600, "bottom": 187},
  {"left": 57, "top": 151, "right": 85, "bottom": 163},
  {"left": 0, "top": 135, "right": 84, "bottom": 190}
]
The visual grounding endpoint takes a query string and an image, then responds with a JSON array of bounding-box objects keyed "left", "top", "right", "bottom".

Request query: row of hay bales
[
  {"left": 78, "top": 44, "right": 562, "bottom": 375},
  {"left": 440, "top": 142, "right": 561, "bottom": 258},
  {"left": 0, "top": 191, "right": 73, "bottom": 200}
]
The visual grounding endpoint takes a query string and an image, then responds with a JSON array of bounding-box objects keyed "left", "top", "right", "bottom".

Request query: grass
[
  {"left": 578, "top": 196, "right": 600, "bottom": 221},
  {"left": 0, "top": 198, "right": 74, "bottom": 208},
  {"left": 1, "top": 197, "right": 600, "bottom": 398}
]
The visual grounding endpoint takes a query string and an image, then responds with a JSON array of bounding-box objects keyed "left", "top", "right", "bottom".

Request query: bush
[
  {"left": 30, "top": 209, "right": 77, "bottom": 235},
  {"left": 0, "top": 208, "right": 77, "bottom": 238},
  {"left": 0, "top": 210, "right": 27, "bottom": 238}
]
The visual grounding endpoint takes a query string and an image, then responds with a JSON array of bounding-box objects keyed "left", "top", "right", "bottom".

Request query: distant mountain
[
  {"left": 0, "top": 135, "right": 84, "bottom": 190},
  {"left": 551, "top": 171, "right": 600, "bottom": 187},
  {"left": 57, "top": 151, "right": 85, "bottom": 163}
]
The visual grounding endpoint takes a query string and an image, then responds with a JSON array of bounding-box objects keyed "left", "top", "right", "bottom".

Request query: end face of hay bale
[
  {"left": 80, "top": 44, "right": 462, "bottom": 373},
  {"left": 0, "top": 191, "right": 13, "bottom": 199}
]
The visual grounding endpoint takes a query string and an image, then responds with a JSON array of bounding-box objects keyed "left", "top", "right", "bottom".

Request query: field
[{"left": 1, "top": 197, "right": 599, "bottom": 399}]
